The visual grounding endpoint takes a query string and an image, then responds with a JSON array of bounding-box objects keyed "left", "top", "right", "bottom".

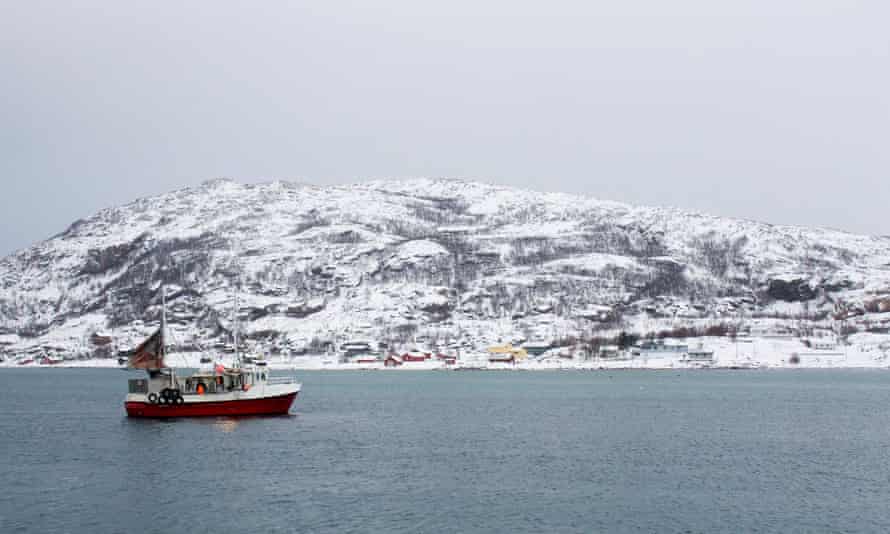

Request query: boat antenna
[
  {"left": 232, "top": 247, "right": 242, "bottom": 369},
  {"left": 161, "top": 284, "right": 168, "bottom": 359},
  {"left": 161, "top": 286, "right": 165, "bottom": 343},
  {"left": 161, "top": 284, "right": 174, "bottom": 386},
  {"left": 228, "top": 241, "right": 243, "bottom": 369},
  {"left": 233, "top": 279, "right": 240, "bottom": 368}
]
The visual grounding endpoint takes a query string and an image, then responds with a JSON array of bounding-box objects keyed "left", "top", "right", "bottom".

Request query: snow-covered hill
[{"left": 2, "top": 178, "right": 890, "bottom": 360}]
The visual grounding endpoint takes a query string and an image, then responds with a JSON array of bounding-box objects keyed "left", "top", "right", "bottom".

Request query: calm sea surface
[{"left": 1, "top": 369, "right": 890, "bottom": 533}]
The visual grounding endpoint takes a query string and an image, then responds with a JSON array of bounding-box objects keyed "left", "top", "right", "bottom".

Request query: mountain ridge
[{"left": 2, "top": 178, "right": 889, "bottom": 359}]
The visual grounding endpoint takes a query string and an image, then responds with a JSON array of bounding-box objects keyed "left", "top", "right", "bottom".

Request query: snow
[
  {"left": 2, "top": 177, "right": 890, "bottom": 372},
  {"left": 546, "top": 253, "right": 640, "bottom": 273},
  {"left": 384, "top": 240, "right": 450, "bottom": 270}
]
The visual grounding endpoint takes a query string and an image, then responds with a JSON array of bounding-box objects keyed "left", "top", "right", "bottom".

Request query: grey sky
[{"left": 2, "top": 1, "right": 888, "bottom": 256}]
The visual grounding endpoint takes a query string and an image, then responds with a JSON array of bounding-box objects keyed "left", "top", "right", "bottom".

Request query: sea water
[{"left": 1, "top": 369, "right": 889, "bottom": 533}]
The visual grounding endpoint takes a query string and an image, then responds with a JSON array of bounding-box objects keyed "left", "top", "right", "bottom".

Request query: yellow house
[{"left": 486, "top": 343, "right": 528, "bottom": 362}]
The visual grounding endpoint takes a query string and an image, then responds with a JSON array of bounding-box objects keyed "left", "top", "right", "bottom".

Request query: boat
[{"left": 124, "top": 289, "right": 301, "bottom": 418}]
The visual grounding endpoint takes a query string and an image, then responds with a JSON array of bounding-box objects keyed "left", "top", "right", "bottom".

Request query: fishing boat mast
[
  {"left": 229, "top": 243, "right": 243, "bottom": 370},
  {"left": 161, "top": 285, "right": 174, "bottom": 387},
  {"left": 233, "top": 281, "right": 240, "bottom": 368},
  {"left": 161, "top": 287, "right": 166, "bottom": 356}
]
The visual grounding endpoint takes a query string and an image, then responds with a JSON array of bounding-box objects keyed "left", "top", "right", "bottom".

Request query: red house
[{"left": 401, "top": 352, "right": 427, "bottom": 362}]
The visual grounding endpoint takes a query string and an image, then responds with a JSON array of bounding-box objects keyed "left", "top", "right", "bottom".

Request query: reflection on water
[{"left": 213, "top": 418, "right": 240, "bottom": 433}]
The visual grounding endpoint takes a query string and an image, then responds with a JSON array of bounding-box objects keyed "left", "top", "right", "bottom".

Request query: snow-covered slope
[{"left": 2, "top": 178, "right": 890, "bottom": 359}]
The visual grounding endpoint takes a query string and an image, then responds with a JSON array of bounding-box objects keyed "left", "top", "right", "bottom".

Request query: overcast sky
[{"left": 2, "top": 1, "right": 888, "bottom": 256}]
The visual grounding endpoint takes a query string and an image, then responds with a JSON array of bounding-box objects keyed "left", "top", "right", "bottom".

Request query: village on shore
[{"left": 3, "top": 322, "right": 889, "bottom": 371}]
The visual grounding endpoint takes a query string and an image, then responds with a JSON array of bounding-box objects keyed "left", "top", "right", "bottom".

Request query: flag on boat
[{"left": 128, "top": 328, "right": 166, "bottom": 369}]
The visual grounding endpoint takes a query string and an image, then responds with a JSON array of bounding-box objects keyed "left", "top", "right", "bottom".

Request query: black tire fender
[{"left": 147, "top": 392, "right": 159, "bottom": 404}]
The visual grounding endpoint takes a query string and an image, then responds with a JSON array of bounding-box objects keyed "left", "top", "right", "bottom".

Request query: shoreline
[{"left": 3, "top": 359, "right": 889, "bottom": 371}]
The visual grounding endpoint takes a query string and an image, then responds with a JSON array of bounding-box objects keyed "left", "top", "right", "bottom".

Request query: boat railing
[{"left": 267, "top": 376, "right": 299, "bottom": 385}]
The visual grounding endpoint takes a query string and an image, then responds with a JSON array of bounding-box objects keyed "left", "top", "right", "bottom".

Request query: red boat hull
[{"left": 125, "top": 392, "right": 298, "bottom": 418}]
